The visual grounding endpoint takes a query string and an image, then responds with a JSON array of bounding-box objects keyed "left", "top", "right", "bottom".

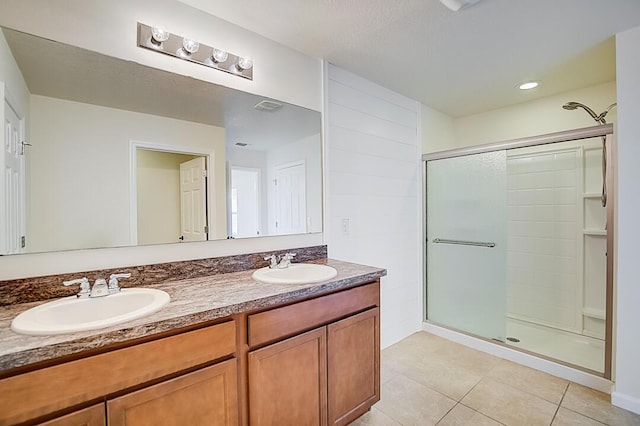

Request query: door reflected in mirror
[{"left": 0, "top": 26, "right": 323, "bottom": 255}]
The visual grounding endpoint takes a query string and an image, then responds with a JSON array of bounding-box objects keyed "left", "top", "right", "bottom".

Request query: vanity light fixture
[
  {"left": 179, "top": 38, "right": 200, "bottom": 57},
  {"left": 236, "top": 57, "right": 253, "bottom": 71},
  {"left": 150, "top": 26, "right": 170, "bottom": 47},
  {"left": 211, "top": 48, "right": 229, "bottom": 63},
  {"left": 137, "top": 22, "right": 253, "bottom": 80}
]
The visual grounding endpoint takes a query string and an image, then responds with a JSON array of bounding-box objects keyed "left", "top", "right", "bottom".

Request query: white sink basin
[
  {"left": 252, "top": 263, "right": 338, "bottom": 285},
  {"left": 11, "top": 288, "right": 170, "bottom": 336}
]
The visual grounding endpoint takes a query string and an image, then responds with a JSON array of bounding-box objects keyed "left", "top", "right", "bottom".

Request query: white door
[
  {"left": 179, "top": 157, "right": 207, "bottom": 242},
  {"left": 273, "top": 162, "right": 306, "bottom": 235},
  {"left": 231, "top": 167, "right": 260, "bottom": 238},
  {"left": 1, "top": 97, "right": 25, "bottom": 254}
]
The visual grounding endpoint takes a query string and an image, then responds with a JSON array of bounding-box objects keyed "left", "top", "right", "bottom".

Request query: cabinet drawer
[
  {"left": 248, "top": 281, "right": 379, "bottom": 348},
  {"left": 0, "top": 320, "right": 236, "bottom": 425}
]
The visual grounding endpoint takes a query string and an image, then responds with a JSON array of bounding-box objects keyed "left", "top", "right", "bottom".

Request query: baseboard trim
[
  {"left": 422, "top": 322, "right": 613, "bottom": 394},
  {"left": 611, "top": 390, "right": 640, "bottom": 415}
]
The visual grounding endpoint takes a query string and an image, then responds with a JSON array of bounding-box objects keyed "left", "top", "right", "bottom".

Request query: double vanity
[{"left": 0, "top": 247, "right": 385, "bottom": 425}]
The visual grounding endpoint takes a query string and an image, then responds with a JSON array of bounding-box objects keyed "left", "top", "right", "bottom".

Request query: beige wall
[
  {"left": 452, "top": 81, "right": 617, "bottom": 150},
  {"left": 420, "top": 104, "right": 455, "bottom": 154},
  {"left": 421, "top": 81, "right": 617, "bottom": 154},
  {"left": 28, "top": 95, "right": 226, "bottom": 252},
  {"left": 137, "top": 151, "right": 198, "bottom": 246}
]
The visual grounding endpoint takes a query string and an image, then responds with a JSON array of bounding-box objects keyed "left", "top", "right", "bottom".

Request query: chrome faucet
[
  {"left": 63, "top": 273, "right": 131, "bottom": 298},
  {"left": 264, "top": 254, "right": 279, "bottom": 269},
  {"left": 277, "top": 252, "right": 296, "bottom": 269},
  {"left": 108, "top": 273, "right": 131, "bottom": 294},
  {"left": 90, "top": 279, "right": 109, "bottom": 297},
  {"left": 63, "top": 277, "right": 91, "bottom": 299}
]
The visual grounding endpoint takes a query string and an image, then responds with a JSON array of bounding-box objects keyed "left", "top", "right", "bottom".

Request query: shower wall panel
[{"left": 505, "top": 147, "right": 582, "bottom": 333}]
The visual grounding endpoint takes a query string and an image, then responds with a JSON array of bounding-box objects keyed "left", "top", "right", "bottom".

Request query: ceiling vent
[
  {"left": 254, "top": 99, "right": 284, "bottom": 112},
  {"left": 439, "top": 0, "right": 482, "bottom": 11}
]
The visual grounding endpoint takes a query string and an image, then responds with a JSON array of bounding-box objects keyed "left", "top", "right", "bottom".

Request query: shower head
[
  {"left": 562, "top": 102, "right": 600, "bottom": 122},
  {"left": 562, "top": 102, "right": 580, "bottom": 110},
  {"left": 562, "top": 101, "right": 617, "bottom": 125}
]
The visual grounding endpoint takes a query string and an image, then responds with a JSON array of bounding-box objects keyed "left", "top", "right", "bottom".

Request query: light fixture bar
[{"left": 137, "top": 22, "right": 253, "bottom": 80}]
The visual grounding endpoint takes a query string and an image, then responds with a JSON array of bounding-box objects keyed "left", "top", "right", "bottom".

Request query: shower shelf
[{"left": 583, "top": 229, "right": 607, "bottom": 236}]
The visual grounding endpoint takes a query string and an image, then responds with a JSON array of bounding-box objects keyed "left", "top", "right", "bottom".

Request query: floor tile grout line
[
  {"left": 458, "top": 402, "right": 508, "bottom": 425},
  {"left": 482, "top": 368, "right": 570, "bottom": 406},
  {"left": 433, "top": 402, "right": 459, "bottom": 426},
  {"left": 557, "top": 383, "right": 612, "bottom": 424},
  {"left": 561, "top": 405, "right": 610, "bottom": 425},
  {"left": 549, "top": 382, "right": 570, "bottom": 425}
]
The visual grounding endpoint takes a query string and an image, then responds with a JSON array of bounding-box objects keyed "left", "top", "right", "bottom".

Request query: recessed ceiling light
[{"left": 518, "top": 81, "right": 539, "bottom": 90}]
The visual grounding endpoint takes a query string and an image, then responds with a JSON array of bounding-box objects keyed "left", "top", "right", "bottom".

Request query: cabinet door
[
  {"left": 327, "top": 308, "right": 380, "bottom": 426},
  {"left": 38, "top": 403, "right": 105, "bottom": 426},
  {"left": 107, "top": 359, "right": 238, "bottom": 426},
  {"left": 248, "top": 328, "right": 327, "bottom": 426}
]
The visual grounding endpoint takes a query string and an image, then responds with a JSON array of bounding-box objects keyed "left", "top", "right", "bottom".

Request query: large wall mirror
[{"left": 0, "top": 26, "right": 322, "bottom": 255}]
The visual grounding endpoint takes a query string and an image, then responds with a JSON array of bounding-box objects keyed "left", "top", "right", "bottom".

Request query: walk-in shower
[{"left": 423, "top": 124, "right": 614, "bottom": 378}]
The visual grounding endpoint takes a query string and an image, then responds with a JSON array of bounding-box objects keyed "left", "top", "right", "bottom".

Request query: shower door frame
[{"left": 422, "top": 123, "right": 615, "bottom": 379}]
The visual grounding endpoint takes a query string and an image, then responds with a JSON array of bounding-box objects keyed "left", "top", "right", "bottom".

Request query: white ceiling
[{"left": 178, "top": 0, "right": 640, "bottom": 117}]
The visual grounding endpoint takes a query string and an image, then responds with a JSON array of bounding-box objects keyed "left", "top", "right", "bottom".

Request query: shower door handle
[{"left": 432, "top": 238, "right": 495, "bottom": 248}]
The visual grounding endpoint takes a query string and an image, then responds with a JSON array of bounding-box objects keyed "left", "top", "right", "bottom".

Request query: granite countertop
[{"left": 0, "top": 259, "right": 386, "bottom": 372}]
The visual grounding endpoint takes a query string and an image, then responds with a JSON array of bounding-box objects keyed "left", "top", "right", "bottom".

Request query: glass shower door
[{"left": 426, "top": 151, "right": 507, "bottom": 341}]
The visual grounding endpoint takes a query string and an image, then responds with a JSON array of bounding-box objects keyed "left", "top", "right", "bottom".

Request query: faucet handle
[
  {"left": 63, "top": 277, "right": 91, "bottom": 298},
  {"left": 277, "top": 252, "right": 297, "bottom": 268},
  {"left": 264, "top": 255, "right": 278, "bottom": 269},
  {"left": 108, "top": 273, "right": 131, "bottom": 293}
]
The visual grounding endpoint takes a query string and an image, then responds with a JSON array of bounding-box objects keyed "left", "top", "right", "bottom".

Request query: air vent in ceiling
[{"left": 254, "top": 99, "right": 283, "bottom": 112}]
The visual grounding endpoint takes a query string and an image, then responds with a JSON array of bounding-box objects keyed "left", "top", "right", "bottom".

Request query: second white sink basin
[
  {"left": 11, "top": 288, "right": 170, "bottom": 336},
  {"left": 252, "top": 263, "right": 338, "bottom": 285}
]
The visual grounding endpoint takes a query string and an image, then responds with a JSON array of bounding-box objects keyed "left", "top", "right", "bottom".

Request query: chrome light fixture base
[{"left": 137, "top": 22, "right": 253, "bottom": 80}]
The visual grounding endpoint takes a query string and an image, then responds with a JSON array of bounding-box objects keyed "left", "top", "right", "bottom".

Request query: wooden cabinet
[
  {"left": 247, "top": 282, "right": 380, "bottom": 426},
  {"left": 248, "top": 328, "right": 327, "bottom": 426},
  {"left": 0, "top": 321, "right": 236, "bottom": 425},
  {"left": 108, "top": 359, "right": 238, "bottom": 426},
  {"left": 1, "top": 280, "right": 380, "bottom": 426},
  {"left": 38, "top": 404, "right": 105, "bottom": 426},
  {"left": 328, "top": 308, "right": 380, "bottom": 426}
]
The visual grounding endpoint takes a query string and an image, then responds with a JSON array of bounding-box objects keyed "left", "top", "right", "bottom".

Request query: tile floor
[{"left": 352, "top": 332, "right": 640, "bottom": 426}]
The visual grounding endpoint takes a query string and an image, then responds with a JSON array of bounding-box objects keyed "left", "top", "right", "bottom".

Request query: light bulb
[
  {"left": 211, "top": 48, "right": 229, "bottom": 63},
  {"left": 182, "top": 38, "right": 200, "bottom": 55},
  {"left": 150, "top": 26, "right": 170, "bottom": 45},
  {"left": 236, "top": 57, "right": 253, "bottom": 71}
]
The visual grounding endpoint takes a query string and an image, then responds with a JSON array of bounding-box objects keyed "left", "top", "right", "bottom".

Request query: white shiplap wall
[{"left": 324, "top": 64, "right": 422, "bottom": 348}]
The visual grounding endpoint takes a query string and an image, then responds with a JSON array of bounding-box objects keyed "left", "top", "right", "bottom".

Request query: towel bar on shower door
[{"left": 432, "top": 238, "right": 495, "bottom": 248}]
